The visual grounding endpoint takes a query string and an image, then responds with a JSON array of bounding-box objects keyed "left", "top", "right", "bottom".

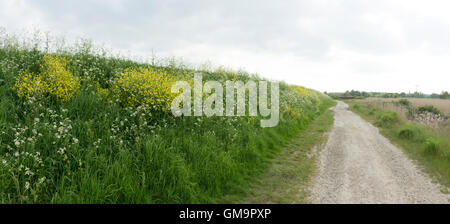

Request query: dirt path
[{"left": 311, "top": 101, "right": 448, "bottom": 204}]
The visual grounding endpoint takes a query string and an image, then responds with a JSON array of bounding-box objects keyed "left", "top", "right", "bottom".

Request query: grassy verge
[
  {"left": 0, "top": 31, "right": 335, "bottom": 203},
  {"left": 229, "top": 102, "right": 336, "bottom": 203},
  {"left": 347, "top": 100, "right": 450, "bottom": 190}
]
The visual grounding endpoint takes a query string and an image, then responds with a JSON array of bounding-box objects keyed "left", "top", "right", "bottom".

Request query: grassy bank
[
  {"left": 347, "top": 100, "right": 450, "bottom": 189},
  {"left": 0, "top": 31, "right": 334, "bottom": 203},
  {"left": 240, "top": 105, "right": 335, "bottom": 203}
]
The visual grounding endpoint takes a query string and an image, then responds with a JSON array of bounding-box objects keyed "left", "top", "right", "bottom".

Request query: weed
[{"left": 425, "top": 138, "right": 439, "bottom": 155}]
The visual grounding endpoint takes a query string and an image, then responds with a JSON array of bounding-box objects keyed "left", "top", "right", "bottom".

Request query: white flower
[
  {"left": 25, "top": 182, "right": 30, "bottom": 190},
  {"left": 25, "top": 168, "right": 34, "bottom": 176},
  {"left": 38, "top": 177, "right": 46, "bottom": 184}
]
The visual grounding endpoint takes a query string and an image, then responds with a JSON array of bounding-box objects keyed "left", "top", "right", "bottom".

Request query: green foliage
[
  {"left": 398, "top": 124, "right": 424, "bottom": 141},
  {"left": 398, "top": 99, "right": 411, "bottom": 107},
  {"left": 439, "top": 91, "right": 449, "bottom": 99},
  {"left": 418, "top": 105, "right": 441, "bottom": 115},
  {"left": 352, "top": 104, "right": 361, "bottom": 110},
  {"left": 425, "top": 138, "right": 439, "bottom": 155},
  {"left": 375, "top": 111, "right": 399, "bottom": 127}
]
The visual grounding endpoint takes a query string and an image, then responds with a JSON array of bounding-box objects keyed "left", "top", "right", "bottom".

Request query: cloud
[
  {"left": 1, "top": 0, "right": 449, "bottom": 93},
  {"left": 0, "top": 0, "right": 48, "bottom": 30}
]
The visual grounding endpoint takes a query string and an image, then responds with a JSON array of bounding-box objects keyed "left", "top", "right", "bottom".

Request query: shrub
[
  {"left": 418, "top": 105, "right": 441, "bottom": 115},
  {"left": 41, "top": 55, "right": 81, "bottom": 102},
  {"left": 14, "top": 55, "right": 80, "bottom": 102},
  {"left": 113, "top": 67, "right": 176, "bottom": 111},
  {"left": 375, "top": 111, "right": 399, "bottom": 127},
  {"left": 398, "top": 99, "right": 411, "bottom": 107},
  {"left": 425, "top": 138, "right": 439, "bottom": 154}
]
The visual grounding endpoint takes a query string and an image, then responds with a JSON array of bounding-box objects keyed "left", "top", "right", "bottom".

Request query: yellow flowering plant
[
  {"left": 14, "top": 73, "right": 49, "bottom": 99},
  {"left": 14, "top": 55, "right": 81, "bottom": 102},
  {"left": 113, "top": 67, "right": 176, "bottom": 111},
  {"left": 40, "top": 55, "right": 81, "bottom": 102}
]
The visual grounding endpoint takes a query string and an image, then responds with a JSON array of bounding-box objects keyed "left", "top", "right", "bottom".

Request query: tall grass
[{"left": 0, "top": 30, "right": 334, "bottom": 203}]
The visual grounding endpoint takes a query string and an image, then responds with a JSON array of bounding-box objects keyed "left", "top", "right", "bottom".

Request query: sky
[{"left": 1, "top": 0, "right": 449, "bottom": 94}]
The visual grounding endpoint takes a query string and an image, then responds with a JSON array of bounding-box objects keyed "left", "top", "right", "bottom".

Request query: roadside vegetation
[
  {"left": 238, "top": 103, "right": 335, "bottom": 203},
  {"left": 0, "top": 30, "right": 334, "bottom": 203},
  {"left": 347, "top": 99, "right": 450, "bottom": 189}
]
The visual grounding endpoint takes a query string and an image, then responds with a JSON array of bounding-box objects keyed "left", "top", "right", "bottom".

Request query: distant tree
[
  {"left": 411, "top": 92, "right": 425, "bottom": 98},
  {"left": 440, "top": 91, "right": 449, "bottom": 99},
  {"left": 430, "top": 93, "right": 439, "bottom": 99}
]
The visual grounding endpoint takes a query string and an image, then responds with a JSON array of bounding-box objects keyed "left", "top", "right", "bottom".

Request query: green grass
[
  {"left": 237, "top": 105, "right": 336, "bottom": 203},
  {"left": 347, "top": 100, "right": 450, "bottom": 188},
  {"left": 0, "top": 31, "right": 334, "bottom": 203}
]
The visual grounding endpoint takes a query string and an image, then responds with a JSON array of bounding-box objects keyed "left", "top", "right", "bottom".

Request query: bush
[
  {"left": 14, "top": 55, "right": 81, "bottom": 102},
  {"left": 113, "top": 67, "right": 176, "bottom": 111},
  {"left": 398, "top": 99, "right": 411, "bottom": 107},
  {"left": 418, "top": 105, "right": 441, "bottom": 115},
  {"left": 41, "top": 55, "right": 81, "bottom": 102},
  {"left": 425, "top": 138, "right": 439, "bottom": 154},
  {"left": 375, "top": 111, "right": 399, "bottom": 127}
]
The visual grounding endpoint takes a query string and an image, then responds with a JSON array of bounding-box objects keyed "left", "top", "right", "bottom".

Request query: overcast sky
[{"left": 1, "top": 0, "right": 450, "bottom": 93}]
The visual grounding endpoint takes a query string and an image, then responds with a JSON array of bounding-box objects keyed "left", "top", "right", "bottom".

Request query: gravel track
[{"left": 311, "top": 101, "right": 448, "bottom": 204}]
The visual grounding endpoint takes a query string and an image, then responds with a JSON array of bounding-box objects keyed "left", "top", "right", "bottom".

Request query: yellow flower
[
  {"left": 14, "top": 54, "right": 80, "bottom": 102},
  {"left": 14, "top": 73, "right": 49, "bottom": 99},
  {"left": 113, "top": 67, "right": 176, "bottom": 111}
]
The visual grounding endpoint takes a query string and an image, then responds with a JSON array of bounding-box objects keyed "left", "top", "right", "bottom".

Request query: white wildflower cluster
[
  {"left": 0, "top": 58, "right": 20, "bottom": 75},
  {"left": 0, "top": 103, "right": 79, "bottom": 202},
  {"left": 109, "top": 106, "right": 160, "bottom": 145},
  {"left": 1, "top": 122, "right": 45, "bottom": 201},
  {"left": 93, "top": 138, "right": 102, "bottom": 149},
  {"left": 69, "top": 57, "right": 121, "bottom": 86}
]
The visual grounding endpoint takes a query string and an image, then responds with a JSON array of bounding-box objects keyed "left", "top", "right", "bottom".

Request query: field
[
  {"left": 357, "top": 97, "right": 450, "bottom": 115},
  {"left": 0, "top": 31, "right": 334, "bottom": 203}
]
